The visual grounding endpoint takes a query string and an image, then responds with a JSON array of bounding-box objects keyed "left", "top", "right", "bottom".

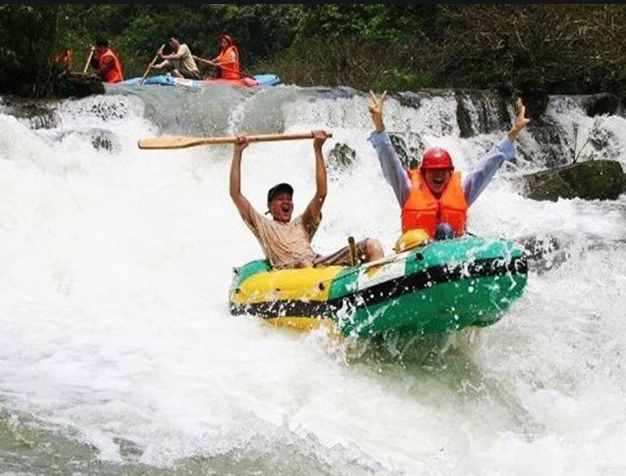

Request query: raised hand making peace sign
[{"left": 368, "top": 90, "right": 388, "bottom": 133}]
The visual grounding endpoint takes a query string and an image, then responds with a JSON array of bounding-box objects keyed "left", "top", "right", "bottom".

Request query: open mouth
[{"left": 281, "top": 204, "right": 291, "bottom": 213}]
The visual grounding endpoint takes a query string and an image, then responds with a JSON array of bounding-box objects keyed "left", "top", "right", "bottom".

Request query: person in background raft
[
  {"left": 194, "top": 33, "right": 242, "bottom": 80},
  {"left": 229, "top": 131, "right": 384, "bottom": 269},
  {"left": 367, "top": 91, "right": 529, "bottom": 248},
  {"left": 52, "top": 48, "right": 73, "bottom": 72},
  {"left": 151, "top": 36, "right": 201, "bottom": 80},
  {"left": 89, "top": 39, "right": 124, "bottom": 83}
]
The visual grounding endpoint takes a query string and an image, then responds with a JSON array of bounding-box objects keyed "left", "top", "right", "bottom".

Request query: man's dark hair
[
  {"left": 95, "top": 39, "right": 109, "bottom": 48},
  {"left": 267, "top": 183, "right": 294, "bottom": 204}
]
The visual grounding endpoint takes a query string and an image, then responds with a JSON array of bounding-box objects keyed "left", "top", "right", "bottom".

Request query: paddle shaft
[
  {"left": 141, "top": 44, "right": 165, "bottom": 85},
  {"left": 138, "top": 132, "right": 333, "bottom": 150},
  {"left": 83, "top": 48, "right": 94, "bottom": 74},
  {"left": 348, "top": 236, "right": 358, "bottom": 266},
  {"left": 192, "top": 55, "right": 252, "bottom": 79}
]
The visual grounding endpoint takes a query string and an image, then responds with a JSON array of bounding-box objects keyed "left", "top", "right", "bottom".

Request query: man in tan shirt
[
  {"left": 151, "top": 36, "right": 201, "bottom": 80},
  {"left": 229, "top": 131, "right": 384, "bottom": 269}
]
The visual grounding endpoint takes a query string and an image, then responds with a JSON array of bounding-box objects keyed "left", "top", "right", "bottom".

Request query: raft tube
[
  {"left": 229, "top": 236, "right": 528, "bottom": 337},
  {"left": 118, "top": 74, "right": 280, "bottom": 88}
]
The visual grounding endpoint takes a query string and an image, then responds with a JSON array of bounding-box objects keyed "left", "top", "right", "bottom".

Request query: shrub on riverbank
[
  {"left": 0, "top": 5, "right": 59, "bottom": 97},
  {"left": 257, "top": 5, "right": 626, "bottom": 95}
]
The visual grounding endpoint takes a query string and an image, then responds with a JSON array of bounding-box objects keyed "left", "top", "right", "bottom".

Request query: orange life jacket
[
  {"left": 401, "top": 169, "right": 468, "bottom": 238},
  {"left": 98, "top": 48, "right": 124, "bottom": 83},
  {"left": 215, "top": 45, "right": 241, "bottom": 80}
]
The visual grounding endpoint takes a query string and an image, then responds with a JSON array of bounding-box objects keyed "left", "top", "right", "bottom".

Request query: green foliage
[
  {"left": 293, "top": 5, "right": 439, "bottom": 42},
  {"left": 0, "top": 5, "right": 59, "bottom": 95},
  {"left": 2, "top": 4, "right": 626, "bottom": 97},
  {"left": 430, "top": 5, "right": 626, "bottom": 93}
]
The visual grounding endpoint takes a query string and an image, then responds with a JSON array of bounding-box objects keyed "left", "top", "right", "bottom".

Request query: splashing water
[{"left": 0, "top": 85, "right": 625, "bottom": 475}]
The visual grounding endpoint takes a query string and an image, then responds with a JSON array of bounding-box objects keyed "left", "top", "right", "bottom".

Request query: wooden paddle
[
  {"left": 83, "top": 47, "right": 95, "bottom": 74},
  {"left": 192, "top": 55, "right": 253, "bottom": 80},
  {"left": 192, "top": 55, "right": 217, "bottom": 67},
  {"left": 348, "top": 236, "right": 358, "bottom": 266},
  {"left": 140, "top": 44, "right": 165, "bottom": 86},
  {"left": 138, "top": 132, "right": 333, "bottom": 150}
]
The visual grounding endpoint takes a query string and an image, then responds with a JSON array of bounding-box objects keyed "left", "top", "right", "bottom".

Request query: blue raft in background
[{"left": 118, "top": 74, "right": 281, "bottom": 88}]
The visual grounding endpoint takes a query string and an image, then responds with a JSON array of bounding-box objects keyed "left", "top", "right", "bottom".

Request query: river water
[{"left": 0, "top": 85, "right": 625, "bottom": 475}]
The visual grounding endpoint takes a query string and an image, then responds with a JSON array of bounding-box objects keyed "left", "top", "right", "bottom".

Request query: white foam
[{"left": 0, "top": 89, "right": 625, "bottom": 473}]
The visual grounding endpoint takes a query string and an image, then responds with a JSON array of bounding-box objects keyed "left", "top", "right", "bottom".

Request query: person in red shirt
[
  {"left": 195, "top": 33, "right": 242, "bottom": 80},
  {"left": 89, "top": 39, "right": 124, "bottom": 83},
  {"left": 52, "top": 49, "right": 73, "bottom": 72}
]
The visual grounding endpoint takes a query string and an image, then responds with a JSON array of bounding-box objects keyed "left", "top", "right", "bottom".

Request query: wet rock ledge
[{"left": 518, "top": 160, "right": 626, "bottom": 201}]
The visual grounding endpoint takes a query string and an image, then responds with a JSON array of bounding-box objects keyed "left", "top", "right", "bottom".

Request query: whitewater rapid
[{"left": 0, "top": 86, "right": 625, "bottom": 475}]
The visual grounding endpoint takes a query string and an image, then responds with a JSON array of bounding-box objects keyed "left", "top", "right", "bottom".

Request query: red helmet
[{"left": 421, "top": 147, "right": 454, "bottom": 170}]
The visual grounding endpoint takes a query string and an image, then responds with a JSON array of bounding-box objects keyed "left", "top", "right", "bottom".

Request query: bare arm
[
  {"left": 151, "top": 60, "right": 168, "bottom": 70},
  {"left": 193, "top": 55, "right": 217, "bottom": 66},
  {"left": 302, "top": 130, "right": 329, "bottom": 227},
  {"left": 507, "top": 98, "right": 530, "bottom": 142},
  {"left": 229, "top": 136, "right": 255, "bottom": 223},
  {"left": 161, "top": 48, "right": 185, "bottom": 61}
]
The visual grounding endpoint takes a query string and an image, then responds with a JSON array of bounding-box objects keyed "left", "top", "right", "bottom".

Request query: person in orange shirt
[
  {"left": 195, "top": 33, "right": 242, "bottom": 80},
  {"left": 89, "top": 39, "right": 124, "bottom": 83},
  {"left": 52, "top": 49, "right": 73, "bottom": 72}
]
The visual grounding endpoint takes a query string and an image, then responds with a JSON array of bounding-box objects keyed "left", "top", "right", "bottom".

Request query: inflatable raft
[
  {"left": 118, "top": 74, "right": 280, "bottom": 88},
  {"left": 229, "top": 236, "right": 528, "bottom": 338}
]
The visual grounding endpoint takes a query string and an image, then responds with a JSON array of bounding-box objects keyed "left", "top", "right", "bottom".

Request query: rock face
[
  {"left": 327, "top": 143, "right": 357, "bottom": 172},
  {"left": 388, "top": 133, "right": 420, "bottom": 169},
  {"left": 519, "top": 160, "right": 626, "bottom": 201},
  {"left": 454, "top": 89, "right": 510, "bottom": 138},
  {"left": 2, "top": 99, "right": 60, "bottom": 129},
  {"left": 54, "top": 73, "right": 105, "bottom": 98},
  {"left": 583, "top": 93, "right": 621, "bottom": 117}
]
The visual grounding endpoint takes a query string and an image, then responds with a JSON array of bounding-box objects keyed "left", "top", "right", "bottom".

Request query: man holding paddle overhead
[
  {"left": 367, "top": 91, "right": 529, "bottom": 245},
  {"left": 229, "top": 131, "right": 384, "bottom": 269}
]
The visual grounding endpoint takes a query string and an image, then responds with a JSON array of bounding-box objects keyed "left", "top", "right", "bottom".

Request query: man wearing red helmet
[{"left": 368, "top": 91, "right": 529, "bottom": 240}]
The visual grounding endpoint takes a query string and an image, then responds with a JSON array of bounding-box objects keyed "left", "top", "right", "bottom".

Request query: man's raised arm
[
  {"left": 302, "top": 130, "right": 329, "bottom": 226},
  {"left": 229, "top": 136, "right": 254, "bottom": 223}
]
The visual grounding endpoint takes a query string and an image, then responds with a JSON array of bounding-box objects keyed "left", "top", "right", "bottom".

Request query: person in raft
[
  {"left": 151, "top": 36, "right": 201, "bottom": 80},
  {"left": 229, "top": 131, "right": 384, "bottom": 269},
  {"left": 367, "top": 91, "right": 529, "bottom": 246},
  {"left": 194, "top": 33, "right": 242, "bottom": 80},
  {"left": 52, "top": 48, "right": 74, "bottom": 72},
  {"left": 89, "top": 39, "right": 124, "bottom": 83}
]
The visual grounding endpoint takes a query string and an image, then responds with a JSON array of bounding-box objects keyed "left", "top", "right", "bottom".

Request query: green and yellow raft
[{"left": 229, "top": 236, "right": 528, "bottom": 337}]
